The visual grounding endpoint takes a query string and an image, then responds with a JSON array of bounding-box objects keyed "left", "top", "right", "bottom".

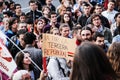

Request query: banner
[
  {"left": 0, "top": 31, "right": 17, "bottom": 77},
  {"left": 42, "top": 34, "right": 77, "bottom": 60}
]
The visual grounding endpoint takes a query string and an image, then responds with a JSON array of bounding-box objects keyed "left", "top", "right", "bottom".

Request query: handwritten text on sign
[{"left": 42, "top": 34, "right": 76, "bottom": 59}]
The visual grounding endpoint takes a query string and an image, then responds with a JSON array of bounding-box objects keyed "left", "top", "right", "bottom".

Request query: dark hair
[
  {"left": 0, "top": 2, "right": 3, "bottom": 7},
  {"left": 16, "top": 51, "right": 33, "bottom": 71},
  {"left": 38, "top": 16, "right": 48, "bottom": 25},
  {"left": 16, "top": 29, "right": 27, "bottom": 37},
  {"left": 83, "top": 2, "right": 90, "bottom": 7},
  {"left": 9, "top": 17, "right": 19, "bottom": 29},
  {"left": 23, "top": 32, "right": 36, "bottom": 44},
  {"left": 26, "top": 18, "right": 33, "bottom": 24},
  {"left": 14, "top": 4, "right": 21, "bottom": 9},
  {"left": 95, "top": 3, "right": 103, "bottom": 8},
  {"left": 81, "top": 26, "right": 93, "bottom": 34},
  {"left": 29, "top": 0, "right": 36, "bottom": 5},
  {"left": 66, "top": 7, "right": 72, "bottom": 12},
  {"left": 72, "top": 25, "right": 82, "bottom": 35},
  {"left": 70, "top": 42, "right": 117, "bottom": 80},
  {"left": 38, "top": 34, "right": 43, "bottom": 41},
  {"left": 49, "top": 11, "right": 56, "bottom": 18},
  {"left": 3, "top": 11, "right": 13, "bottom": 17},
  {"left": 92, "top": 32, "right": 104, "bottom": 41},
  {"left": 114, "top": 12, "right": 120, "bottom": 21},
  {"left": 108, "top": 0, "right": 116, "bottom": 4},
  {"left": 60, "top": 13, "right": 73, "bottom": 30},
  {"left": 91, "top": 14, "right": 101, "bottom": 23}
]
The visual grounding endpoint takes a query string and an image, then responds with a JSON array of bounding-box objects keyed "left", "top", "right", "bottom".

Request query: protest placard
[{"left": 42, "top": 34, "right": 77, "bottom": 59}]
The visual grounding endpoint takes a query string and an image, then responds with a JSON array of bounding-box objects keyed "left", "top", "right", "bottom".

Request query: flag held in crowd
[{"left": 0, "top": 31, "right": 17, "bottom": 78}]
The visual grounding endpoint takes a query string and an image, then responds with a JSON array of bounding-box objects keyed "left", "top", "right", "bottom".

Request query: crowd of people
[{"left": 0, "top": 0, "right": 120, "bottom": 80}]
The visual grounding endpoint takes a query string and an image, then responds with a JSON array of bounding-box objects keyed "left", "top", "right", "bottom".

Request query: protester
[
  {"left": 15, "top": 51, "right": 35, "bottom": 80},
  {"left": 26, "top": 0, "right": 42, "bottom": 23},
  {"left": 80, "top": 26, "right": 93, "bottom": 42},
  {"left": 47, "top": 23, "right": 71, "bottom": 80},
  {"left": 91, "top": 14, "right": 112, "bottom": 44},
  {"left": 102, "top": 0, "right": 118, "bottom": 25},
  {"left": 60, "top": 13, "right": 74, "bottom": 30},
  {"left": 12, "top": 70, "right": 31, "bottom": 80},
  {"left": 92, "top": 32, "right": 108, "bottom": 53},
  {"left": 77, "top": 2, "right": 91, "bottom": 27},
  {"left": 23, "top": 32, "right": 42, "bottom": 80},
  {"left": 107, "top": 42, "right": 120, "bottom": 79},
  {"left": 8, "top": 29, "right": 26, "bottom": 58},
  {"left": 70, "top": 42, "right": 117, "bottom": 80}
]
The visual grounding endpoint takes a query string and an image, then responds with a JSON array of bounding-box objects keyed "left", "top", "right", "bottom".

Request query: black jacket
[{"left": 26, "top": 10, "right": 42, "bottom": 22}]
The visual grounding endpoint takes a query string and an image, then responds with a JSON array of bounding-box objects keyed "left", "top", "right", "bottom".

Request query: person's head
[
  {"left": 59, "top": 23, "right": 70, "bottom": 37},
  {"left": 12, "top": 70, "right": 31, "bottom": 80},
  {"left": 3, "top": 11, "right": 12, "bottom": 18},
  {"left": 26, "top": 18, "right": 34, "bottom": 32},
  {"left": 23, "top": 32, "right": 36, "bottom": 46},
  {"left": 80, "top": 26, "right": 92, "bottom": 41},
  {"left": 93, "top": 32, "right": 105, "bottom": 48},
  {"left": 107, "top": 42, "right": 120, "bottom": 75},
  {"left": 107, "top": 0, "right": 115, "bottom": 11},
  {"left": 2, "top": 18, "right": 10, "bottom": 30},
  {"left": 9, "top": 17, "right": 19, "bottom": 33},
  {"left": 50, "top": 27, "right": 60, "bottom": 35},
  {"left": 17, "top": 22, "right": 27, "bottom": 31},
  {"left": 63, "top": 13, "right": 71, "bottom": 23},
  {"left": 9, "top": 1, "right": 15, "bottom": 10},
  {"left": 29, "top": 0, "right": 37, "bottom": 11},
  {"left": 34, "top": 17, "right": 47, "bottom": 35},
  {"left": 50, "top": 11, "right": 57, "bottom": 23},
  {"left": 14, "top": 4, "right": 21, "bottom": 13},
  {"left": 114, "top": 12, "right": 120, "bottom": 23},
  {"left": 58, "top": 5, "right": 66, "bottom": 15},
  {"left": 91, "top": 14, "right": 101, "bottom": 27},
  {"left": 82, "top": 2, "right": 91, "bottom": 15},
  {"left": 94, "top": 4, "right": 103, "bottom": 14},
  {"left": 15, "top": 51, "right": 33, "bottom": 71},
  {"left": 70, "top": 42, "right": 116, "bottom": 80},
  {"left": 66, "top": 7, "right": 72, "bottom": 16},
  {"left": 19, "top": 13, "right": 26, "bottom": 22},
  {"left": 72, "top": 24, "right": 82, "bottom": 40},
  {"left": 42, "top": 5, "right": 51, "bottom": 15},
  {"left": 16, "top": 29, "right": 27, "bottom": 47},
  {"left": 45, "top": 0, "right": 52, "bottom": 5}
]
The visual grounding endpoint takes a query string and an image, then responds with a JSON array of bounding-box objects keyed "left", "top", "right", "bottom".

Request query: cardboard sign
[{"left": 42, "top": 34, "right": 76, "bottom": 59}]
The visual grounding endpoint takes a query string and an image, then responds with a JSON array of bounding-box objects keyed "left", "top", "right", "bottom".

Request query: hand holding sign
[{"left": 42, "top": 34, "right": 77, "bottom": 71}]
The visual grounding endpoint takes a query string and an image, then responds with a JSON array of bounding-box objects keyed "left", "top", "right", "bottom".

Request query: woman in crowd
[
  {"left": 70, "top": 42, "right": 117, "bottom": 80},
  {"left": 15, "top": 51, "right": 35, "bottom": 80},
  {"left": 34, "top": 17, "right": 48, "bottom": 39},
  {"left": 60, "top": 13, "right": 74, "bottom": 30},
  {"left": 107, "top": 42, "right": 120, "bottom": 79}
]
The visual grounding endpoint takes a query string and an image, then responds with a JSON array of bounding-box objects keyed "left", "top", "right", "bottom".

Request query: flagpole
[{"left": 0, "top": 31, "right": 42, "bottom": 72}]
